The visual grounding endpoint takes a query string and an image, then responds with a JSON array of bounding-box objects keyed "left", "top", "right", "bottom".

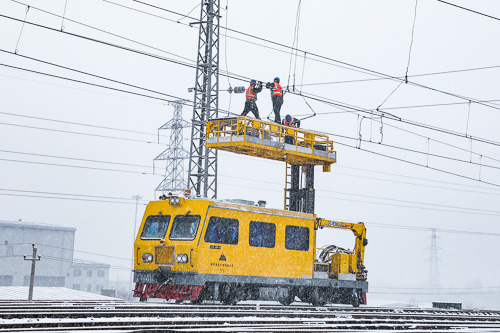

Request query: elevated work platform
[{"left": 206, "top": 117, "right": 336, "bottom": 169}]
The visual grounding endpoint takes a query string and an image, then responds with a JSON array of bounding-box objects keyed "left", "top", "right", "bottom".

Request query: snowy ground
[{"left": 0, "top": 286, "right": 120, "bottom": 301}]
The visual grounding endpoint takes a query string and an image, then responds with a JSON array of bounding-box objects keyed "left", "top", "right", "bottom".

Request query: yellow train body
[{"left": 133, "top": 196, "right": 368, "bottom": 306}]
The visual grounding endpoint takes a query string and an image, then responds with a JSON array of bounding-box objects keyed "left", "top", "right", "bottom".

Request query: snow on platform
[{"left": 0, "top": 287, "right": 121, "bottom": 302}]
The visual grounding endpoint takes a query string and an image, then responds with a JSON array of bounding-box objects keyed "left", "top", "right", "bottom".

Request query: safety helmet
[
  {"left": 274, "top": 77, "right": 280, "bottom": 82},
  {"left": 285, "top": 114, "right": 291, "bottom": 122},
  {"left": 250, "top": 79, "right": 256, "bottom": 85}
]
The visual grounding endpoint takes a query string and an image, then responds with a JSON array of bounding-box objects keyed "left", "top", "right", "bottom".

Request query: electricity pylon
[
  {"left": 427, "top": 228, "right": 441, "bottom": 294},
  {"left": 155, "top": 100, "right": 190, "bottom": 195},
  {"left": 187, "top": 0, "right": 220, "bottom": 198}
]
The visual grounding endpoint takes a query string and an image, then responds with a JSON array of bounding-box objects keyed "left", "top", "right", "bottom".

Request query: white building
[
  {"left": 0, "top": 220, "right": 109, "bottom": 295},
  {"left": 67, "top": 261, "right": 110, "bottom": 294}
]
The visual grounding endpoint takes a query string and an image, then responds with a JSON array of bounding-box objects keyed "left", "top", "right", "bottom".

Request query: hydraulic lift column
[{"left": 289, "top": 164, "right": 315, "bottom": 214}]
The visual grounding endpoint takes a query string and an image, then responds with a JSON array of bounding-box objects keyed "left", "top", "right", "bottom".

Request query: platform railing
[{"left": 206, "top": 117, "right": 335, "bottom": 154}]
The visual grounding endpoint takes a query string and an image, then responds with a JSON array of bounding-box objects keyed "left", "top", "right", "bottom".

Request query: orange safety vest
[
  {"left": 272, "top": 82, "right": 283, "bottom": 97},
  {"left": 246, "top": 86, "right": 257, "bottom": 101},
  {"left": 282, "top": 117, "right": 297, "bottom": 127}
]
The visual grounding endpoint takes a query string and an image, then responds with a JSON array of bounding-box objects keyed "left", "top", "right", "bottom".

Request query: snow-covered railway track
[{"left": 1, "top": 301, "right": 500, "bottom": 332}]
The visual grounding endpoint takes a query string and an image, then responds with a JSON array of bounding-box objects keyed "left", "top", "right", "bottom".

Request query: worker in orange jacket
[
  {"left": 241, "top": 80, "right": 262, "bottom": 119},
  {"left": 270, "top": 77, "right": 283, "bottom": 123},
  {"left": 282, "top": 114, "right": 300, "bottom": 128},
  {"left": 282, "top": 114, "right": 300, "bottom": 144}
]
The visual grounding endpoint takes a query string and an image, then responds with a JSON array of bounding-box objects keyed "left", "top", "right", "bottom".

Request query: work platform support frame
[
  {"left": 187, "top": 0, "right": 220, "bottom": 199},
  {"left": 289, "top": 164, "right": 315, "bottom": 214}
]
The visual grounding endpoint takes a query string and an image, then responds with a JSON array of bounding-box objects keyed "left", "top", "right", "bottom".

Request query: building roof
[
  {"left": 0, "top": 220, "right": 76, "bottom": 232},
  {"left": 71, "top": 259, "right": 111, "bottom": 268},
  {"left": 0, "top": 287, "right": 120, "bottom": 301}
]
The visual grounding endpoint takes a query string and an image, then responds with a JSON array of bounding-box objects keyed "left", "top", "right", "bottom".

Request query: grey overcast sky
[{"left": 1, "top": 0, "right": 499, "bottom": 307}]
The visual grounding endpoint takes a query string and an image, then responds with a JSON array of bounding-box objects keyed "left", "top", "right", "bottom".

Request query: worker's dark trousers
[
  {"left": 241, "top": 100, "right": 260, "bottom": 119},
  {"left": 272, "top": 95, "right": 283, "bottom": 123}
]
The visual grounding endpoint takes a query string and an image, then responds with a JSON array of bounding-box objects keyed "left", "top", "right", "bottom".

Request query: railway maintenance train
[{"left": 133, "top": 194, "right": 368, "bottom": 306}]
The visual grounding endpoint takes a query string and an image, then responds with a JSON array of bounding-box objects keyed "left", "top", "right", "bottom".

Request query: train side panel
[{"left": 196, "top": 206, "right": 314, "bottom": 279}]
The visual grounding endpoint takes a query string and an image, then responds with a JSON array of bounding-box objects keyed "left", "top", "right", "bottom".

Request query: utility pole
[
  {"left": 187, "top": 0, "right": 220, "bottom": 199},
  {"left": 130, "top": 195, "right": 143, "bottom": 288},
  {"left": 155, "top": 100, "right": 190, "bottom": 196},
  {"left": 23, "top": 243, "right": 41, "bottom": 301}
]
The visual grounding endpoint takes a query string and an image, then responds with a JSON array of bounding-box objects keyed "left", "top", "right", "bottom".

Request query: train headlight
[
  {"left": 176, "top": 254, "right": 188, "bottom": 263},
  {"left": 169, "top": 196, "right": 180, "bottom": 205},
  {"left": 142, "top": 253, "right": 153, "bottom": 263}
]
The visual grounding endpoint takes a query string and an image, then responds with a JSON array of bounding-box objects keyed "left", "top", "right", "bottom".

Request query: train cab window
[
  {"left": 169, "top": 214, "right": 201, "bottom": 240},
  {"left": 204, "top": 217, "right": 239, "bottom": 245},
  {"left": 140, "top": 215, "right": 171, "bottom": 240},
  {"left": 285, "top": 225, "right": 310, "bottom": 251},
  {"left": 249, "top": 221, "right": 276, "bottom": 248}
]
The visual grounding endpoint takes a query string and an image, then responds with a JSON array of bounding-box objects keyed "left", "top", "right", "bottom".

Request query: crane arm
[{"left": 315, "top": 218, "right": 368, "bottom": 279}]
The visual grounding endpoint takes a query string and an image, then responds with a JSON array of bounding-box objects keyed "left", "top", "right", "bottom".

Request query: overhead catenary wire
[
  {"left": 295, "top": 88, "right": 500, "bottom": 148},
  {"left": 2, "top": 8, "right": 500, "bottom": 151},
  {"left": 118, "top": 1, "right": 500, "bottom": 113},
  {"left": 0, "top": 111, "right": 170, "bottom": 138},
  {"left": 437, "top": 0, "right": 500, "bottom": 21},
  {"left": 287, "top": 0, "right": 302, "bottom": 91},
  {"left": 12, "top": 0, "right": 196, "bottom": 63},
  {"left": 42, "top": 255, "right": 132, "bottom": 272},
  {"left": 0, "top": 120, "right": 160, "bottom": 144},
  {"left": 219, "top": 175, "right": 500, "bottom": 215},
  {"left": 296, "top": 65, "right": 500, "bottom": 87},
  {"left": 0, "top": 192, "right": 147, "bottom": 205},
  {"left": 4, "top": 111, "right": 499, "bottom": 178},
  {"left": 332, "top": 138, "right": 500, "bottom": 188},
  {"left": 0, "top": 157, "right": 162, "bottom": 176},
  {"left": 220, "top": 180, "right": 500, "bottom": 217},
  {"left": 404, "top": 0, "right": 419, "bottom": 83},
  {"left": 0, "top": 49, "right": 194, "bottom": 104},
  {"left": 2, "top": 61, "right": 499, "bottom": 188},
  {"left": 3, "top": 4, "right": 500, "bottom": 187},
  {"left": 0, "top": 144, "right": 500, "bottom": 206},
  {"left": 0, "top": 188, "right": 150, "bottom": 203},
  {"left": 219, "top": 151, "right": 500, "bottom": 193},
  {"left": 325, "top": 127, "right": 500, "bottom": 172},
  {"left": 0, "top": 62, "right": 186, "bottom": 106},
  {"left": 0, "top": 149, "right": 154, "bottom": 169}
]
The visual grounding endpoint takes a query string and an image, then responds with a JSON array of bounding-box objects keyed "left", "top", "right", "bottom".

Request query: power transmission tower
[
  {"left": 187, "top": 0, "right": 220, "bottom": 198},
  {"left": 427, "top": 228, "right": 441, "bottom": 294},
  {"left": 155, "top": 100, "right": 190, "bottom": 195}
]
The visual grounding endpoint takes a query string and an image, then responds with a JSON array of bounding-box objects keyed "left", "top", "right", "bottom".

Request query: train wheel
[
  {"left": 139, "top": 297, "right": 147, "bottom": 302},
  {"left": 222, "top": 297, "right": 237, "bottom": 305},
  {"left": 191, "top": 294, "right": 205, "bottom": 304},
  {"left": 311, "top": 288, "right": 327, "bottom": 306},
  {"left": 278, "top": 295, "right": 294, "bottom": 306},
  {"left": 352, "top": 290, "right": 360, "bottom": 308}
]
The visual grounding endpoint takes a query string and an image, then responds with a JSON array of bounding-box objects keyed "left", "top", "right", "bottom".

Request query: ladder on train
[{"left": 284, "top": 163, "right": 292, "bottom": 210}]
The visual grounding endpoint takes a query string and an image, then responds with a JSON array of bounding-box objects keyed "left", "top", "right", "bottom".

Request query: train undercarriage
[{"left": 133, "top": 269, "right": 367, "bottom": 307}]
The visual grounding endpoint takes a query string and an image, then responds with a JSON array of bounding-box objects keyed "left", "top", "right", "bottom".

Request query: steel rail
[{"left": 1, "top": 301, "right": 500, "bottom": 332}]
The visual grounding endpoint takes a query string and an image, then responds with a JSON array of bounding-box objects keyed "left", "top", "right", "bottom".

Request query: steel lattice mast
[
  {"left": 427, "top": 228, "right": 441, "bottom": 294},
  {"left": 187, "top": 0, "right": 220, "bottom": 198},
  {"left": 155, "top": 100, "right": 190, "bottom": 195}
]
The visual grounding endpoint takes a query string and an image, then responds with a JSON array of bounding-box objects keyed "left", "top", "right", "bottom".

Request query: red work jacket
[
  {"left": 246, "top": 86, "right": 257, "bottom": 100},
  {"left": 282, "top": 117, "right": 297, "bottom": 127},
  {"left": 272, "top": 82, "right": 283, "bottom": 97}
]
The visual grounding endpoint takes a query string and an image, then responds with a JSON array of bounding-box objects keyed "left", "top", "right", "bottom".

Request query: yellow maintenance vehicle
[{"left": 133, "top": 117, "right": 368, "bottom": 306}]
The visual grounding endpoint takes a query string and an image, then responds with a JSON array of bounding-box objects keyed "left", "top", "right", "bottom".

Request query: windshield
[
  {"left": 169, "top": 215, "right": 201, "bottom": 240},
  {"left": 140, "top": 215, "right": 171, "bottom": 240}
]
